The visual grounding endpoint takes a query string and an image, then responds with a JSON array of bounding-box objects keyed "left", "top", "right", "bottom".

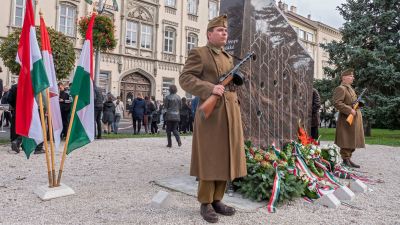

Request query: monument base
[
  {"left": 34, "top": 183, "right": 75, "bottom": 200},
  {"left": 155, "top": 175, "right": 265, "bottom": 211},
  {"left": 315, "top": 193, "right": 341, "bottom": 208},
  {"left": 333, "top": 185, "right": 355, "bottom": 201},
  {"left": 349, "top": 179, "right": 368, "bottom": 193}
]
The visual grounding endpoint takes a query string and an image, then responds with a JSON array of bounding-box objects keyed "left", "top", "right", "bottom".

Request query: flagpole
[
  {"left": 38, "top": 92, "right": 53, "bottom": 187},
  {"left": 45, "top": 89, "right": 57, "bottom": 187},
  {"left": 57, "top": 95, "right": 78, "bottom": 186}
]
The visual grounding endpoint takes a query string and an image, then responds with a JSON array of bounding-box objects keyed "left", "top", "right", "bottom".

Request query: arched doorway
[{"left": 120, "top": 72, "right": 151, "bottom": 116}]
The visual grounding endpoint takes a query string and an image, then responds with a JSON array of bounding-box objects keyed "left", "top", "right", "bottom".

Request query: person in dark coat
[
  {"left": 102, "top": 95, "right": 115, "bottom": 134},
  {"left": 179, "top": 97, "right": 191, "bottom": 134},
  {"left": 144, "top": 96, "right": 155, "bottom": 134},
  {"left": 130, "top": 93, "right": 146, "bottom": 134},
  {"left": 164, "top": 85, "right": 181, "bottom": 147},
  {"left": 0, "top": 78, "right": 3, "bottom": 98},
  {"left": 7, "top": 84, "right": 21, "bottom": 153},
  {"left": 58, "top": 82, "right": 71, "bottom": 139},
  {"left": 311, "top": 88, "right": 321, "bottom": 140},
  {"left": 94, "top": 85, "right": 104, "bottom": 139},
  {"left": 1, "top": 86, "right": 11, "bottom": 127},
  {"left": 151, "top": 99, "right": 161, "bottom": 134}
]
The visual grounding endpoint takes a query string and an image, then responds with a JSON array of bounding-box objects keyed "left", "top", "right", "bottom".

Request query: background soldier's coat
[
  {"left": 333, "top": 84, "right": 365, "bottom": 149},
  {"left": 179, "top": 44, "right": 247, "bottom": 181}
]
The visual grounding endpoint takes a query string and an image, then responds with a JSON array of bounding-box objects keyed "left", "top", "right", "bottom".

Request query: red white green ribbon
[
  {"left": 267, "top": 161, "right": 281, "bottom": 213},
  {"left": 272, "top": 142, "right": 281, "bottom": 156}
]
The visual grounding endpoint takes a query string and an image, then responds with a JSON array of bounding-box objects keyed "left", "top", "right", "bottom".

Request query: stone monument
[{"left": 220, "top": 0, "right": 314, "bottom": 148}]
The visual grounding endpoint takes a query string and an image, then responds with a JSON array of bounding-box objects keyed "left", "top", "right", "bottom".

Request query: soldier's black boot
[
  {"left": 342, "top": 159, "right": 352, "bottom": 167},
  {"left": 200, "top": 204, "right": 218, "bottom": 223}
]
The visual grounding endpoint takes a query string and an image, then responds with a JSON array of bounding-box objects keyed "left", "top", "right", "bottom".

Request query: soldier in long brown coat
[
  {"left": 179, "top": 15, "right": 247, "bottom": 223},
  {"left": 333, "top": 68, "right": 365, "bottom": 168}
]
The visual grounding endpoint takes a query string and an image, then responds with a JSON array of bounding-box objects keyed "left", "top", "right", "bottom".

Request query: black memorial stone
[{"left": 220, "top": 0, "right": 314, "bottom": 147}]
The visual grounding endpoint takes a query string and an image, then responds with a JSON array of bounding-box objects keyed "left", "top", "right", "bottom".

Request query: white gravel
[{"left": 0, "top": 137, "right": 399, "bottom": 225}]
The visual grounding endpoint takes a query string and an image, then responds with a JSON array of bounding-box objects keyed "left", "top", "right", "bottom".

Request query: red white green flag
[
  {"left": 16, "top": 0, "right": 50, "bottom": 158},
  {"left": 66, "top": 13, "right": 96, "bottom": 154},
  {"left": 40, "top": 15, "right": 63, "bottom": 151}
]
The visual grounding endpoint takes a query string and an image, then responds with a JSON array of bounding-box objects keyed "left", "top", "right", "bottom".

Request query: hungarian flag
[
  {"left": 40, "top": 15, "right": 63, "bottom": 151},
  {"left": 66, "top": 13, "right": 96, "bottom": 154},
  {"left": 16, "top": 0, "right": 49, "bottom": 158}
]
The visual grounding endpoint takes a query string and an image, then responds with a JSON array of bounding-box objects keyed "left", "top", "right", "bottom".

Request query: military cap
[
  {"left": 207, "top": 14, "right": 228, "bottom": 30},
  {"left": 341, "top": 68, "right": 354, "bottom": 77}
]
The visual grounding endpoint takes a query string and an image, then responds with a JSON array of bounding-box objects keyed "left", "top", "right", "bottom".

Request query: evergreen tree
[{"left": 321, "top": 0, "right": 400, "bottom": 129}]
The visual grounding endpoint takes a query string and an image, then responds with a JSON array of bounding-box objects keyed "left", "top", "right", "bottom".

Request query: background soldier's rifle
[
  {"left": 346, "top": 88, "right": 367, "bottom": 125},
  {"left": 198, "top": 52, "right": 256, "bottom": 119}
]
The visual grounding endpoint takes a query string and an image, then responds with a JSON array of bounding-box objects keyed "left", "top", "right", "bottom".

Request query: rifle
[
  {"left": 198, "top": 52, "right": 256, "bottom": 119},
  {"left": 346, "top": 88, "right": 367, "bottom": 125}
]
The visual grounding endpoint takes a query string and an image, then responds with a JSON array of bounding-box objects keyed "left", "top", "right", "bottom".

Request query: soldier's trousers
[
  {"left": 340, "top": 148, "right": 355, "bottom": 159},
  {"left": 197, "top": 180, "right": 226, "bottom": 204}
]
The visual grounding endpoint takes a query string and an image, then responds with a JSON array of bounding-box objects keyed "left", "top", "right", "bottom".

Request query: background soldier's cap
[
  {"left": 207, "top": 14, "right": 228, "bottom": 30},
  {"left": 341, "top": 68, "right": 355, "bottom": 77}
]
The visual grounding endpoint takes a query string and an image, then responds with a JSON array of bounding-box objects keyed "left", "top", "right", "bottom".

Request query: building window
[
  {"left": 14, "top": 0, "right": 25, "bottom": 27},
  {"left": 126, "top": 21, "right": 138, "bottom": 47},
  {"left": 162, "top": 78, "right": 175, "bottom": 98},
  {"left": 99, "top": 71, "right": 111, "bottom": 95},
  {"left": 187, "top": 0, "right": 198, "bottom": 15},
  {"left": 165, "top": 0, "right": 176, "bottom": 7},
  {"left": 209, "top": 1, "right": 218, "bottom": 20},
  {"left": 164, "top": 28, "right": 175, "bottom": 54},
  {"left": 58, "top": 4, "right": 76, "bottom": 37},
  {"left": 14, "top": 0, "right": 35, "bottom": 27},
  {"left": 141, "top": 24, "right": 152, "bottom": 49},
  {"left": 187, "top": 33, "right": 198, "bottom": 53},
  {"left": 299, "top": 30, "right": 305, "bottom": 39},
  {"left": 306, "top": 32, "right": 313, "bottom": 42}
]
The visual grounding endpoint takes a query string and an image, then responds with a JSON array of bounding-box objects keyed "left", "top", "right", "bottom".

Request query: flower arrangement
[
  {"left": 78, "top": 15, "right": 117, "bottom": 52},
  {"left": 233, "top": 141, "right": 305, "bottom": 204},
  {"left": 320, "top": 144, "right": 341, "bottom": 170}
]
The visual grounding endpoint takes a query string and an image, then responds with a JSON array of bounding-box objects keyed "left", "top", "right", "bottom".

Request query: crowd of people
[
  {"left": 57, "top": 82, "right": 201, "bottom": 145},
  {"left": 0, "top": 77, "right": 201, "bottom": 154},
  {"left": 126, "top": 84, "right": 199, "bottom": 148}
]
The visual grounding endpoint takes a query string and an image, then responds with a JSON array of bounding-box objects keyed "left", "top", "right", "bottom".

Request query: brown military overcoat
[
  {"left": 179, "top": 44, "right": 247, "bottom": 181},
  {"left": 332, "top": 84, "right": 365, "bottom": 149}
]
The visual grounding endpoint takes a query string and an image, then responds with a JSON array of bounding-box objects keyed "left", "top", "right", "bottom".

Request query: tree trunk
[{"left": 364, "top": 119, "right": 371, "bottom": 137}]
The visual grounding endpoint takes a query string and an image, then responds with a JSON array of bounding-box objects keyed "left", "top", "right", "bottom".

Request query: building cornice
[
  {"left": 284, "top": 11, "right": 317, "bottom": 30},
  {"left": 185, "top": 26, "right": 200, "bottom": 33},
  {"left": 162, "top": 19, "right": 178, "bottom": 27}
]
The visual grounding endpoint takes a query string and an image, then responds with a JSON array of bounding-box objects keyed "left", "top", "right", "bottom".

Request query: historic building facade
[
  {"left": 0, "top": 0, "right": 219, "bottom": 109},
  {"left": 278, "top": 1, "right": 342, "bottom": 79}
]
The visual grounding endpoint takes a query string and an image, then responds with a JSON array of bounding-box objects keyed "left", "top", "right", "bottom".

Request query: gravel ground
[{"left": 0, "top": 137, "right": 399, "bottom": 225}]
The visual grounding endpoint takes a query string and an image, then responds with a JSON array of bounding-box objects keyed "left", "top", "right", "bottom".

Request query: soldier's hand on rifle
[
  {"left": 212, "top": 85, "right": 225, "bottom": 97},
  {"left": 351, "top": 109, "right": 356, "bottom": 116}
]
